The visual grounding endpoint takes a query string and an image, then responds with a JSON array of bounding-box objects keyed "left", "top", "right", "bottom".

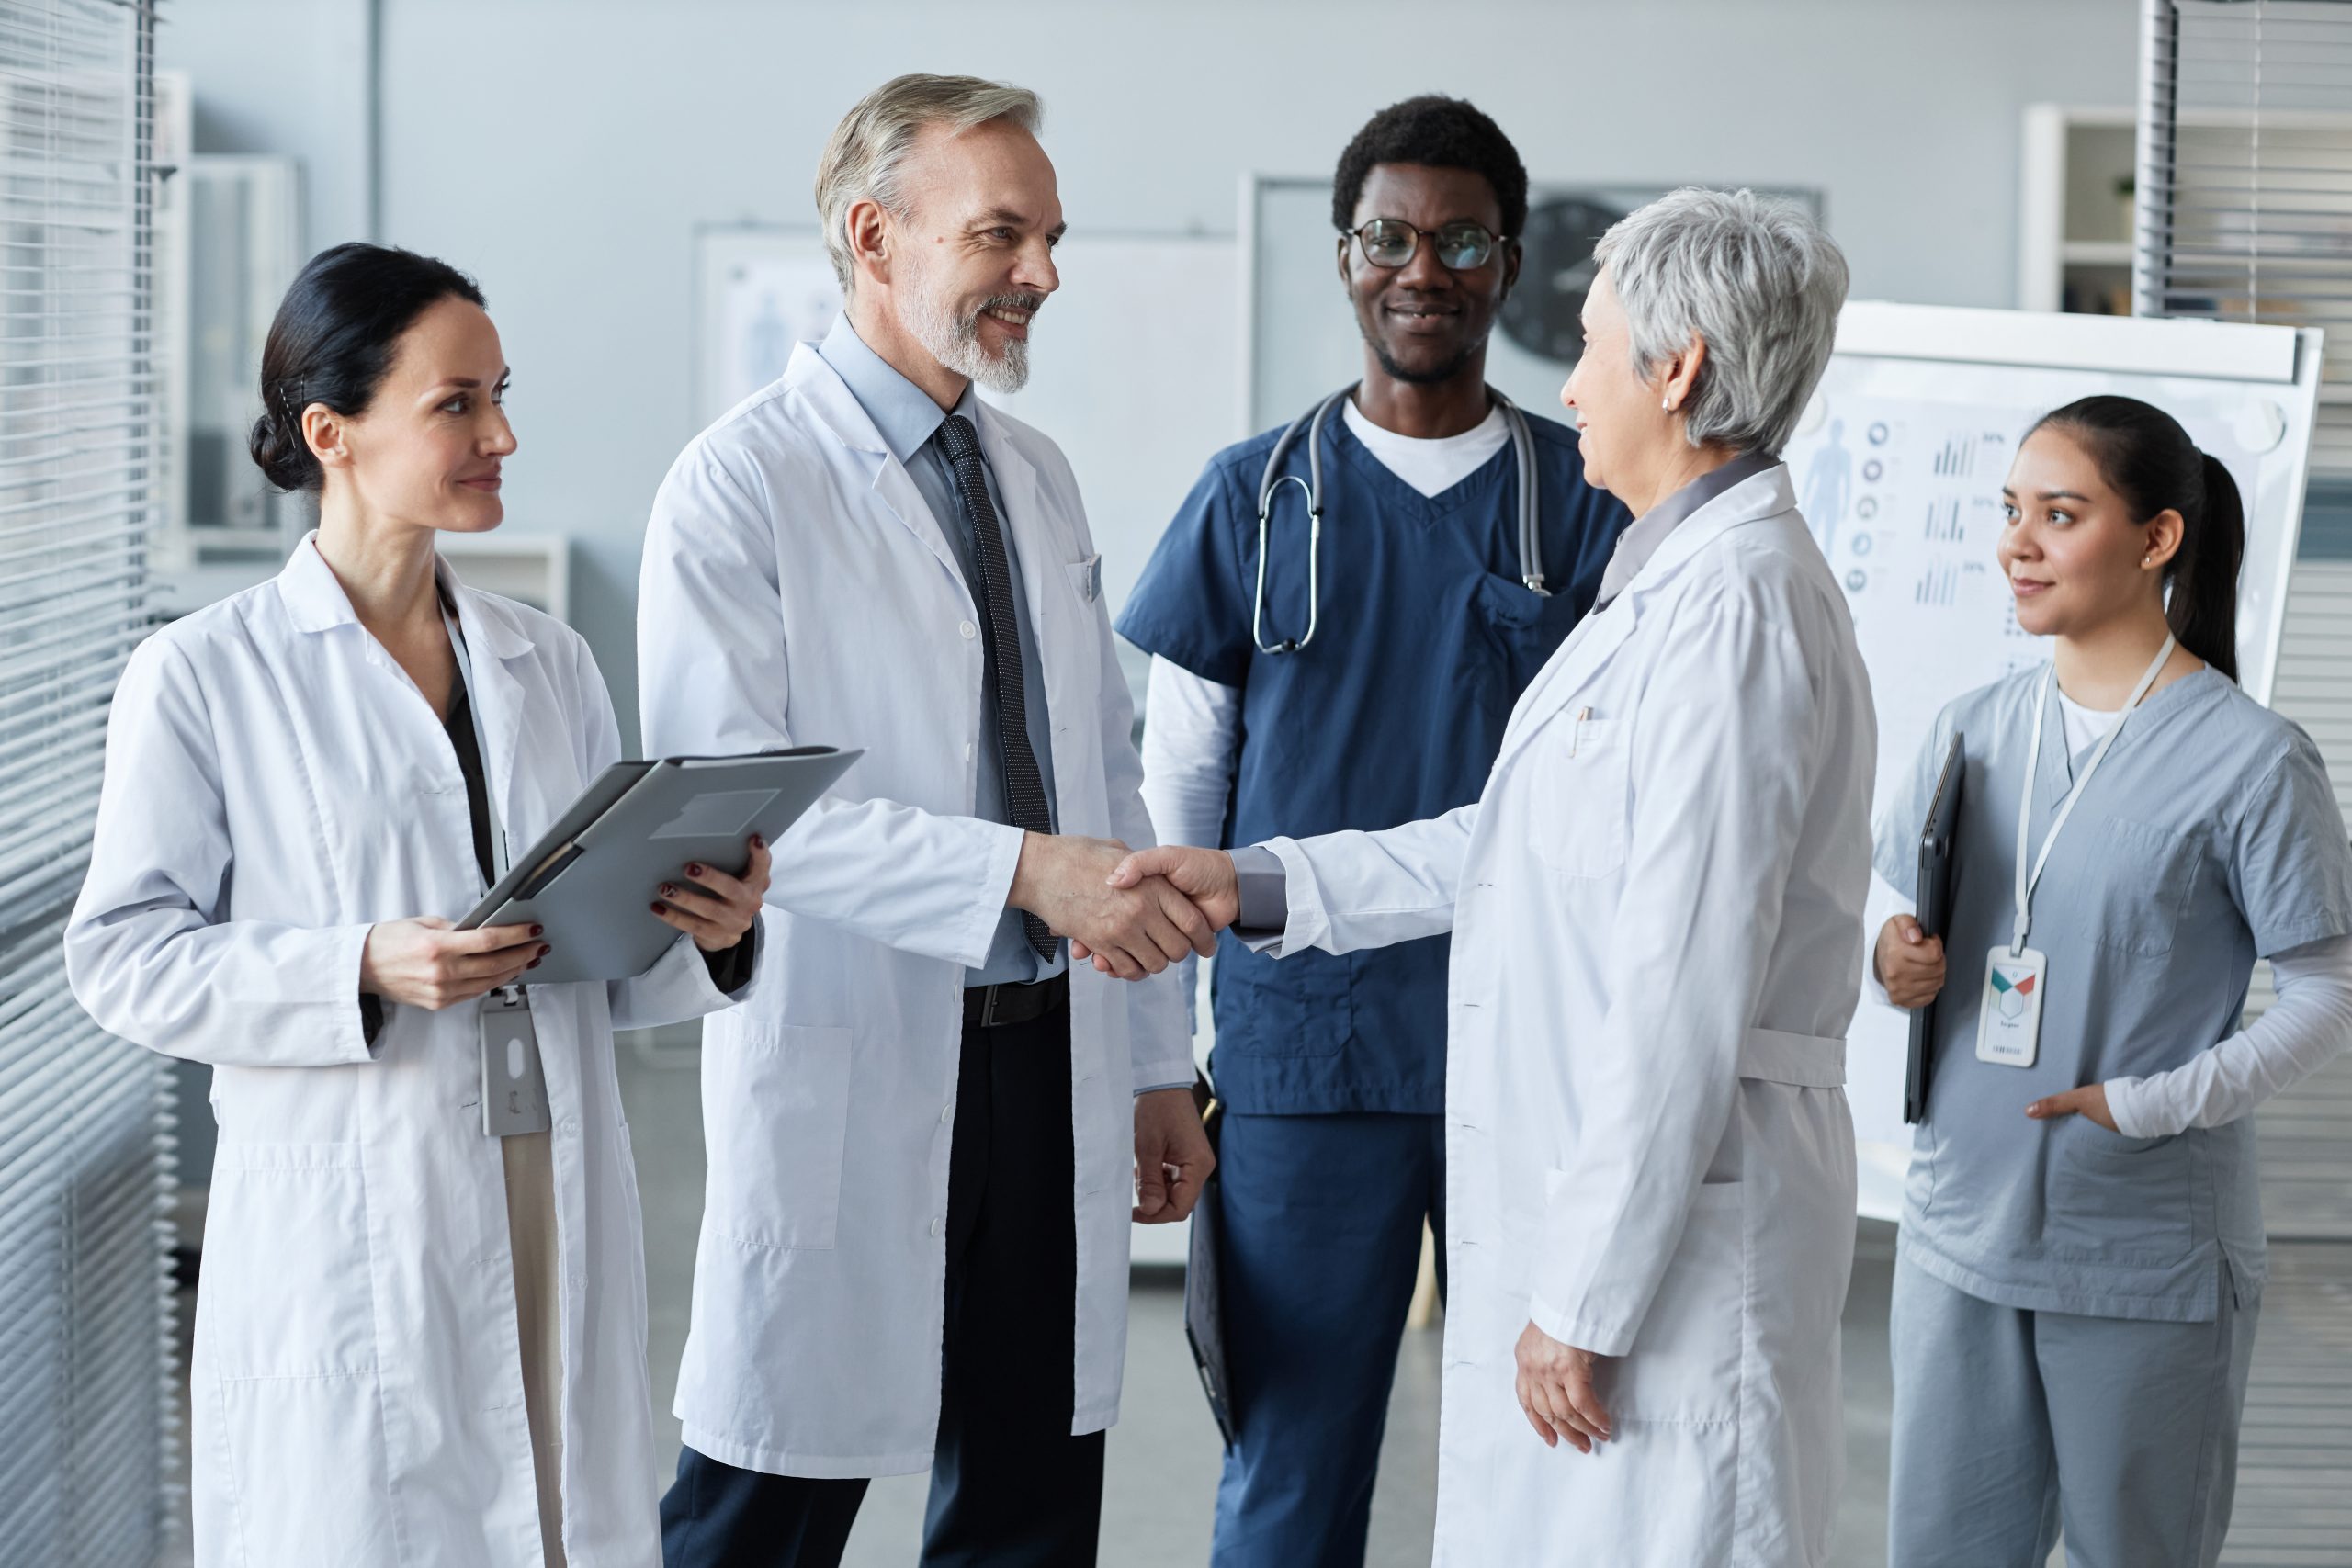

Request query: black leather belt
[{"left": 963, "top": 971, "right": 1069, "bottom": 1030}]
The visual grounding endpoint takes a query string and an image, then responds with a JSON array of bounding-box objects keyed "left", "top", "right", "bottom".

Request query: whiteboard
[
  {"left": 690, "top": 227, "right": 1241, "bottom": 625},
  {"left": 1792, "top": 302, "right": 2326, "bottom": 1214}
]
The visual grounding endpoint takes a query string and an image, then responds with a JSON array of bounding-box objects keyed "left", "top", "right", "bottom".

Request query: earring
[
  {"left": 2143, "top": 554, "right": 2154, "bottom": 567},
  {"left": 1661, "top": 394, "right": 1674, "bottom": 412}
]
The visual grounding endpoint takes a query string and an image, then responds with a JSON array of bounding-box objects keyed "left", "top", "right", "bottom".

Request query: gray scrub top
[{"left": 1875, "top": 665, "right": 2352, "bottom": 1321}]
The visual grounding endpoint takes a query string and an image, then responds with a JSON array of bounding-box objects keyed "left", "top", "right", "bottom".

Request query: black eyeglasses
[{"left": 1343, "top": 219, "right": 1509, "bottom": 271}]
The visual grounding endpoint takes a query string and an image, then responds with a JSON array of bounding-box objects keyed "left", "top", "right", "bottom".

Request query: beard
[
  {"left": 905, "top": 267, "right": 1041, "bottom": 394},
  {"left": 1367, "top": 333, "right": 1482, "bottom": 388}
]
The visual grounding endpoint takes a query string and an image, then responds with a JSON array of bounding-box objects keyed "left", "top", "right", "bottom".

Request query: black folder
[
  {"left": 1182, "top": 1079, "right": 1235, "bottom": 1446},
  {"left": 1905, "top": 731, "right": 1965, "bottom": 1124}
]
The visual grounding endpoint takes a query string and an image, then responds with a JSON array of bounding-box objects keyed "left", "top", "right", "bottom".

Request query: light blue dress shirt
[{"left": 818, "top": 314, "right": 1065, "bottom": 987}]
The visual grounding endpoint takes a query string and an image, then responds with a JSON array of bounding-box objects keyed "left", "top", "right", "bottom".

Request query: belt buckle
[{"left": 978, "top": 983, "right": 1006, "bottom": 1030}]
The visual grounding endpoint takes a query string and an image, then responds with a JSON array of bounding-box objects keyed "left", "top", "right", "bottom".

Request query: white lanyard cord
[{"left": 2010, "top": 633, "right": 2176, "bottom": 953}]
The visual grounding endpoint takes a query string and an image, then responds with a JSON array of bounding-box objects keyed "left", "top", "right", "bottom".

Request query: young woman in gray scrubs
[{"left": 1871, "top": 396, "right": 2352, "bottom": 1568}]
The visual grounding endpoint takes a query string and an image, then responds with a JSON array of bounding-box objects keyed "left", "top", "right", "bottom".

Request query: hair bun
[{"left": 247, "top": 403, "right": 316, "bottom": 492}]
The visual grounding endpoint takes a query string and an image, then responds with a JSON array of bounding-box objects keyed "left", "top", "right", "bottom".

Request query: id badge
[
  {"left": 1975, "top": 946, "right": 2047, "bottom": 1068},
  {"left": 480, "top": 988, "right": 551, "bottom": 1137}
]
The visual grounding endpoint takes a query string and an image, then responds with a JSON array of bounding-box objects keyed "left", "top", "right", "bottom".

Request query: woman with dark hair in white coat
[
  {"left": 65, "top": 243, "right": 767, "bottom": 1568},
  {"left": 1098, "top": 189, "right": 1871, "bottom": 1566}
]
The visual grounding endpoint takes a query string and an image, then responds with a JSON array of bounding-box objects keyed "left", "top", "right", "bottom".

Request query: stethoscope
[{"left": 1251, "top": 384, "right": 1547, "bottom": 656}]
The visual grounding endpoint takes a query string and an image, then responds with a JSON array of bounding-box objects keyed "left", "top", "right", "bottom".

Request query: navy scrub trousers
[{"left": 1210, "top": 1111, "right": 1445, "bottom": 1567}]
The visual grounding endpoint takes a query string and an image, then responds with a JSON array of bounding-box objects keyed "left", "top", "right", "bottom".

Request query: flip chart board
[{"left": 1792, "top": 303, "right": 2326, "bottom": 1216}]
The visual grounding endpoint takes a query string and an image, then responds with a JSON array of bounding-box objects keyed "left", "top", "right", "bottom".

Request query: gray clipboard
[{"left": 458, "top": 746, "right": 860, "bottom": 985}]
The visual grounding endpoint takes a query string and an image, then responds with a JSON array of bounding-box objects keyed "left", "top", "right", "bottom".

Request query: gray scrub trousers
[{"left": 1874, "top": 666, "right": 2352, "bottom": 1568}]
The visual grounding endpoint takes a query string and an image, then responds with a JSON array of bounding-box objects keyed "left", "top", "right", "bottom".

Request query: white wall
[{"left": 163, "top": 0, "right": 2141, "bottom": 738}]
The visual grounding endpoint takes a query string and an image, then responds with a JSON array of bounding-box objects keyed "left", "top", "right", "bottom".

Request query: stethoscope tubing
[{"left": 1251, "top": 384, "right": 1546, "bottom": 657}]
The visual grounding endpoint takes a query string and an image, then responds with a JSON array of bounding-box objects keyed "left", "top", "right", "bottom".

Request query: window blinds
[
  {"left": 2140, "top": 2, "right": 2352, "bottom": 1247},
  {"left": 0, "top": 3, "right": 173, "bottom": 1565},
  {"left": 2136, "top": 0, "right": 2352, "bottom": 475}
]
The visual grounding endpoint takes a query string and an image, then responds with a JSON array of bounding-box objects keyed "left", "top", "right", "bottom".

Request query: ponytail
[
  {"left": 2178, "top": 452, "right": 2245, "bottom": 684},
  {"left": 2027, "top": 395, "right": 2244, "bottom": 683}
]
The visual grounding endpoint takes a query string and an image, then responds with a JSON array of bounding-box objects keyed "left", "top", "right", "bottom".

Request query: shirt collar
[
  {"left": 815, "top": 312, "right": 979, "bottom": 465},
  {"left": 1595, "top": 448, "right": 1777, "bottom": 605}
]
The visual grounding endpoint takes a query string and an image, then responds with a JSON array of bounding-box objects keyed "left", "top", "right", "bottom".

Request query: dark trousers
[
  {"left": 661, "top": 996, "right": 1106, "bottom": 1568},
  {"left": 1211, "top": 1111, "right": 1445, "bottom": 1568}
]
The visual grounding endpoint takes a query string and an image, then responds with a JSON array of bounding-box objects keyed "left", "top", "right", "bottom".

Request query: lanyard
[
  {"left": 439, "top": 594, "right": 510, "bottom": 883},
  {"left": 2009, "top": 633, "right": 2176, "bottom": 953}
]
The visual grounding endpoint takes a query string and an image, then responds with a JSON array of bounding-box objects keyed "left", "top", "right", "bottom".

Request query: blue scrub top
[
  {"left": 1118, "top": 403, "right": 1627, "bottom": 1114},
  {"left": 1876, "top": 666, "right": 2352, "bottom": 1320}
]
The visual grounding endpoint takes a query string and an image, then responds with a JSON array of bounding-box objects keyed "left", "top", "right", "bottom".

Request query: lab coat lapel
[
  {"left": 1489, "top": 465, "right": 1795, "bottom": 779},
  {"left": 1488, "top": 601, "right": 1638, "bottom": 777},
  {"left": 787, "top": 344, "right": 967, "bottom": 591}
]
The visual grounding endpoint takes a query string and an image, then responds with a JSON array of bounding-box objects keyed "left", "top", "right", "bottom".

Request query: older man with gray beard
[{"left": 638, "top": 74, "right": 1213, "bottom": 1568}]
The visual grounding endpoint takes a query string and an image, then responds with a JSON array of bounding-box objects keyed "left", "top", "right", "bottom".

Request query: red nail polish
[
  {"left": 530, "top": 924, "right": 544, "bottom": 937},
  {"left": 527, "top": 958, "right": 542, "bottom": 969},
  {"left": 650, "top": 901, "right": 665, "bottom": 914},
  {"left": 685, "top": 863, "right": 703, "bottom": 877},
  {"left": 751, "top": 835, "right": 764, "bottom": 850}
]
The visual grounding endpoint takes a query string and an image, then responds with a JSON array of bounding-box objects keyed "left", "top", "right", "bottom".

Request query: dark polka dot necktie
[{"left": 937, "top": 412, "right": 1057, "bottom": 961}]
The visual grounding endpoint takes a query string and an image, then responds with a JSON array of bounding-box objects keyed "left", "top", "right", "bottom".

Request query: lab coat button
[
  {"left": 940, "top": 1104, "right": 953, "bottom": 1123},
  {"left": 958, "top": 620, "right": 977, "bottom": 639},
  {"left": 930, "top": 1216, "right": 944, "bottom": 1237}
]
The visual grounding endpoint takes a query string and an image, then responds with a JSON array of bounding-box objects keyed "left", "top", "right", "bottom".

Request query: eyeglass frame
[{"left": 1339, "top": 218, "right": 1515, "bottom": 272}]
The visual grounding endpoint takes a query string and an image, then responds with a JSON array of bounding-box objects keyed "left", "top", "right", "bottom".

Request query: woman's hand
[
  {"left": 2026, "top": 1082, "right": 2120, "bottom": 1132},
  {"left": 361, "top": 916, "right": 546, "bottom": 1010},
  {"left": 1874, "top": 914, "right": 1946, "bottom": 1010},
  {"left": 651, "top": 835, "right": 773, "bottom": 953},
  {"left": 1514, "top": 1321, "right": 1612, "bottom": 1455}
]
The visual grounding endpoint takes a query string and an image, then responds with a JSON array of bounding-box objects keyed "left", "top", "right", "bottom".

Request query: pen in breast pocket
[{"left": 1571, "top": 706, "right": 1591, "bottom": 756}]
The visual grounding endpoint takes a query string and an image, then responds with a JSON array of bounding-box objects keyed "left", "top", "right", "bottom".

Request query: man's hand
[
  {"left": 1007, "top": 834, "right": 1216, "bottom": 980},
  {"left": 1514, "top": 1320, "right": 1612, "bottom": 1455},
  {"left": 1874, "top": 913, "right": 1947, "bottom": 1010},
  {"left": 2025, "top": 1081, "right": 2120, "bottom": 1132},
  {"left": 1132, "top": 1087, "right": 1215, "bottom": 1223},
  {"left": 1073, "top": 845, "right": 1243, "bottom": 976}
]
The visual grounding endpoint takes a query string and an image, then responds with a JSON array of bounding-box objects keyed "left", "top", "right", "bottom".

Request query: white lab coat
[
  {"left": 636, "top": 344, "right": 1192, "bottom": 1476},
  {"left": 1260, "top": 466, "right": 1871, "bottom": 1566},
  {"left": 64, "top": 539, "right": 749, "bottom": 1568}
]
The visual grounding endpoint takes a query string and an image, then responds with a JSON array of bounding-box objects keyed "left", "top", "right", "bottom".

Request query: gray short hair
[
  {"left": 1593, "top": 188, "right": 1848, "bottom": 457},
  {"left": 814, "top": 74, "right": 1044, "bottom": 294}
]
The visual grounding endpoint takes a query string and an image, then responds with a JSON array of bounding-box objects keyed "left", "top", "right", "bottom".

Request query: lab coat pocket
[
  {"left": 198, "top": 1141, "right": 378, "bottom": 1380},
  {"left": 1528, "top": 716, "right": 1630, "bottom": 879},
  {"left": 705, "top": 1022, "right": 853, "bottom": 1250},
  {"left": 1588, "top": 1177, "right": 1744, "bottom": 1427},
  {"left": 2086, "top": 816, "right": 2199, "bottom": 957}
]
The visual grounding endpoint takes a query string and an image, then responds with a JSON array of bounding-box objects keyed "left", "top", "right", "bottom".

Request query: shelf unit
[{"left": 2018, "top": 104, "right": 2140, "bottom": 316}]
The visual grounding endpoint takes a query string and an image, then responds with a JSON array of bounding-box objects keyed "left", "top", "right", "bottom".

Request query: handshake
[{"left": 1008, "top": 835, "right": 1246, "bottom": 981}]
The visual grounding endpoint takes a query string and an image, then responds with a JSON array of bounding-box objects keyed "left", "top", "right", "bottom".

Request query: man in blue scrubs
[{"left": 1116, "top": 96, "right": 1626, "bottom": 1568}]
